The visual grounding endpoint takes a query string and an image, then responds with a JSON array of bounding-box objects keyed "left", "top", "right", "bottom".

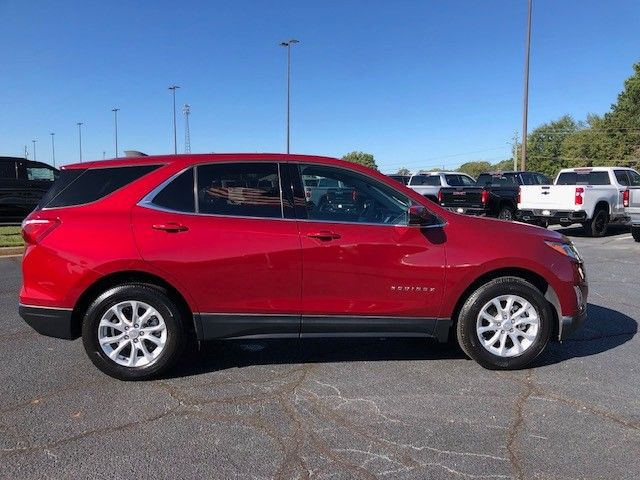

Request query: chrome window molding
[{"left": 137, "top": 161, "right": 448, "bottom": 229}]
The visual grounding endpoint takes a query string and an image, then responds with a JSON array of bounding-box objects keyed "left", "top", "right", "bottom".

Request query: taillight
[
  {"left": 21, "top": 218, "right": 60, "bottom": 245},
  {"left": 305, "top": 188, "right": 312, "bottom": 200},
  {"left": 575, "top": 187, "right": 584, "bottom": 206},
  {"left": 481, "top": 189, "right": 489, "bottom": 205},
  {"left": 437, "top": 190, "right": 442, "bottom": 203},
  {"left": 623, "top": 189, "right": 630, "bottom": 207}
]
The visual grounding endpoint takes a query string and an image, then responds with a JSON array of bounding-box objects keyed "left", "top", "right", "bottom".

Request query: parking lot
[{"left": 0, "top": 226, "right": 638, "bottom": 480}]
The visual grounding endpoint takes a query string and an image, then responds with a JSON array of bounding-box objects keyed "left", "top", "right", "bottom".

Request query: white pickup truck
[
  {"left": 407, "top": 171, "right": 476, "bottom": 202},
  {"left": 518, "top": 167, "right": 638, "bottom": 237},
  {"left": 620, "top": 170, "right": 640, "bottom": 242}
]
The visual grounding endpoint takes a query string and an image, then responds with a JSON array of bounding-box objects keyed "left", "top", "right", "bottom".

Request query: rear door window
[
  {"left": 40, "top": 165, "right": 159, "bottom": 208},
  {"left": 196, "top": 162, "right": 283, "bottom": 218},
  {"left": 615, "top": 170, "right": 630, "bottom": 186}
]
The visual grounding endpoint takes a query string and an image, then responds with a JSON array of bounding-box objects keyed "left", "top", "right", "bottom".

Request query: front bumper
[
  {"left": 559, "top": 309, "right": 587, "bottom": 341},
  {"left": 19, "top": 304, "right": 76, "bottom": 339}
]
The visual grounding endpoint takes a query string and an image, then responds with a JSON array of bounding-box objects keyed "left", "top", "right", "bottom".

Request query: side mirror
[{"left": 408, "top": 205, "right": 443, "bottom": 227}]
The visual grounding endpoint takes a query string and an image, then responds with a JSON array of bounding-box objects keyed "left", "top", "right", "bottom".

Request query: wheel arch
[
  {"left": 69, "top": 270, "right": 195, "bottom": 339},
  {"left": 449, "top": 267, "right": 561, "bottom": 340},
  {"left": 594, "top": 200, "right": 610, "bottom": 215}
]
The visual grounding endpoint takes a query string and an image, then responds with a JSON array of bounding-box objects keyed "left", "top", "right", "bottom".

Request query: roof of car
[{"left": 61, "top": 153, "right": 344, "bottom": 170}]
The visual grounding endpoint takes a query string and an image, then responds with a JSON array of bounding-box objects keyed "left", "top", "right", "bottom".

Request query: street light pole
[
  {"left": 168, "top": 85, "right": 180, "bottom": 154},
  {"left": 50, "top": 133, "right": 56, "bottom": 167},
  {"left": 521, "top": 0, "right": 533, "bottom": 171},
  {"left": 32, "top": 140, "right": 37, "bottom": 161},
  {"left": 77, "top": 122, "right": 83, "bottom": 162},
  {"left": 112, "top": 108, "right": 120, "bottom": 158},
  {"left": 280, "top": 39, "right": 299, "bottom": 154}
]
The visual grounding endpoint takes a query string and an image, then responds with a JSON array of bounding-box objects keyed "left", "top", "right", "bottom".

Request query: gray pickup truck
[{"left": 407, "top": 171, "right": 476, "bottom": 202}]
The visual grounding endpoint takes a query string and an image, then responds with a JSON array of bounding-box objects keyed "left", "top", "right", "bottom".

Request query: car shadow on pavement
[
  {"left": 166, "top": 336, "right": 467, "bottom": 379},
  {"left": 536, "top": 303, "right": 638, "bottom": 367},
  {"left": 165, "top": 303, "right": 636, "bottom": 378},
  {"left": 553, "top": 224, "right": 630, "bottom": 238}
]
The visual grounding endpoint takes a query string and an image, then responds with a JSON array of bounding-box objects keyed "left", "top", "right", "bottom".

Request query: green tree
[
  {"left": 492, "top": 159, "right": 516, "bottom": 171},
  {"left": 342, "top": 151, "right": 378, "bottom": 170},
  {"left": 525, "top": 115, "right": 581, "bottom": 177},
  {"left": 396, "top": 167, "right": 411, "bottom": 176},
  {"left": 457, "top": 161, "right": 492, "bottom": 178}
]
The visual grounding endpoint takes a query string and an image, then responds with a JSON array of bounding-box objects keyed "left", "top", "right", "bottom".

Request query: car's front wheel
[
  {"left": 82, "top": 284, "right": 186, "bottom": 380},
  {"left": 456, "top": 277, "right": 552, "bottom": 369}
]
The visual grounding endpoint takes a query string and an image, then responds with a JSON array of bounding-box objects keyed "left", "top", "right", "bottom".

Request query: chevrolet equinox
[{"left": 19, "top": 154, "right": 587, "bottom": 380}]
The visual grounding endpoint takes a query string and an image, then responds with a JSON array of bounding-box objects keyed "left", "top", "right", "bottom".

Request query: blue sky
[{"left": 1, "top": 0, "right": 639, "bottom": 172}]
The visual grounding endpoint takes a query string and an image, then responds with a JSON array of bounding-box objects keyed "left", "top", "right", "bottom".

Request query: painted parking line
[{"left": 612, "top": 235, "right": 632, "bottom": 241}]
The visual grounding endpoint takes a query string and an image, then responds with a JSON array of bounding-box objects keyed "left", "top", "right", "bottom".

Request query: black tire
[
  {"left": 583, "top": 208, "right": 609, "bottom": 237},
  {"left": 632, "top": 226, "right": 640, "bottom": 242},
  {"left": 456, "top": 277, "right": 552, "bottom": 370},
  {"left": 497, "top": 205, "right": 515, "bottom": 221},
  {"left": 81, "top": 284, "right": 186, "bottom": 381}
]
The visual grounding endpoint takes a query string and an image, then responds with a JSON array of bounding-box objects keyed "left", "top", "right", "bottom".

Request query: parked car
[
  {"left": 20, "top": 154, "right": 587, "bottom": 380},
  {"left": 387, "top": 174, "right": 410, "bottom": 185},
  {"left": 618, "top": 169, "right": 640, "bottom": 241},
  {"left": 518, "top": 167, "right": 638, "bottom": 237},
  {"left": 407, "top": 171, "right": 476, "bottom": 202},
  {"left": 0, "top": 157, "right": 58, "bottom": 223},
  {"left": 440, "top": 171, "right": 550, "bottom": 220}
]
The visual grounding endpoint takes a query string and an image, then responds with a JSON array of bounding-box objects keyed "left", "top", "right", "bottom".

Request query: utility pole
[
  {"left": 183, "top": 104, "right": 191, "bottom": 153},
  {"left": 168, "top": 85, "right": 180, "bottom": 154},
  {"left": 112, "top": 108, "right": 120, "bottom": 158},
  {"left": 513, "top": 131, "right": 519, "bottom": 171},
  {"left": 77, "top": 122, "right": 83, "bottom": 162},
  {"left": 279, "top": 39, "right": 299, "bottom": 154},
  {"left": 50, "top": 133, "right": 56, "bottom": 167},
  {"left": 32, "top": 140, "right": 37, "bottom": 161},
  {"left": 521, "top": 0, "right": 533, "bottom": 171}
]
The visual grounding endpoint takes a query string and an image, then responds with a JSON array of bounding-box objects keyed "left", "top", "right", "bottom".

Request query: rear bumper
[
  {"left": 443, "top": 206, "right": 488, "bottom": 216},
  {"left": 518, "top": 209, "right": 587, "bottom": 225},
  {"left": 627, "top": 208, "right": 640, "bottom": 225},
  {"left": 19, "top": 304, "right": 76, "bottom": 339}
]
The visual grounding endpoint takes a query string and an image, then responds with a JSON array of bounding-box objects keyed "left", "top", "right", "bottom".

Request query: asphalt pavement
[{"left": 0, "top": 226, "right": 638, "bottom": 479}]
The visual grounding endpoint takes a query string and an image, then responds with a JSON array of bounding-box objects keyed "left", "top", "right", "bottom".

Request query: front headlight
[{"left": 545, "top": 241, "right": 582, "bottom": 262}]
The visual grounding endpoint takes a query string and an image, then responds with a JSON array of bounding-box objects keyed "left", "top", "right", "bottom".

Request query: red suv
[{"left": 19, "top": 154, "right": 587, "bottom": 380}]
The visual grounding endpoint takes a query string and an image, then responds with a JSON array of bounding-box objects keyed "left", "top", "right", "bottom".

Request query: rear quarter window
[{"left": 40, "top": 165, "right": 159, "bottom": 209}]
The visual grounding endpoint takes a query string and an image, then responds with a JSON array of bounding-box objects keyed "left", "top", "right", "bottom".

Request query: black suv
[{"left": 0, "top": 157, "right": 58, "bottom": 223}]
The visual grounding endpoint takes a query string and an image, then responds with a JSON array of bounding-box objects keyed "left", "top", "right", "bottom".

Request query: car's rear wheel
[
  {"left": 82, "top": 284, "right": 185, "bottom": 380},
  {"left": 456, "top": 277, "right": 552, "bottom": 370},
  {"left": 497, "top": 205, "right": 515, "bottom": 221},
  {"left": 583, "top": 208, "right": 609, "bottom": 237},
  {"left": 632, "top": 226, "right": 640, "bottom": 242}
]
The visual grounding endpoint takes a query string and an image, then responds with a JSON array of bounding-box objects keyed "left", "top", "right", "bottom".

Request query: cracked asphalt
[{"left": 1, "top": 226, "right": 639, "bottom": 479}]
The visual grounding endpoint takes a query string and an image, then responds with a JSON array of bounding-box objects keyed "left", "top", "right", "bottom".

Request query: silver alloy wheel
[
  {"left": 476, "top": 294, "right": 540, "bottom": 358},
  {"left": 98, "top": 301, "right": 167, "bottom": 368}
]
